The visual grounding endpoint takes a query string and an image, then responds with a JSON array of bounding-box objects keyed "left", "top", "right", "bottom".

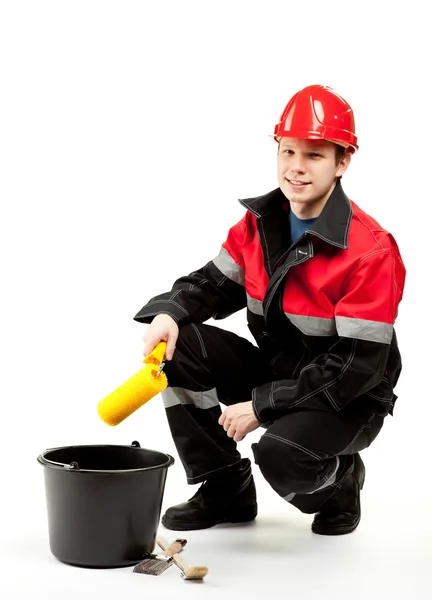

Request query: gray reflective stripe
[
  {"left": 212, "top": 246, "right": 244, "bottom": 286},
  {"left": 162, "top": 387, "right": 220, "bottom": 409},
  {"left": 285, "top": 313, "right": 337, "bottom": 336},
  {"left": 285, "top": 313, "right": 393, "bottom": 343},
  {"left": 307, "top": 456, "right": 340, "bottom": 494},
  {"left": 283, "top": 457, "right": 340, "bottom": 501},
  {"left": 336, "top": 316, "right": 393, "bottom": 344},
  {"left": 247, "top": 294, "right": 263, "bottom": 315}
]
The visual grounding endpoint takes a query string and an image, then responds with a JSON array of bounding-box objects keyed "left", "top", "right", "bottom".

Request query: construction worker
[{"left": 134, "top": 85, "right": 406, "bottom": 535}]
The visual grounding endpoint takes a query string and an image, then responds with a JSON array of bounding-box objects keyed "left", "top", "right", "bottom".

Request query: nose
[{"left": 290, "top": 156, "right": 306, "bottom": 174}]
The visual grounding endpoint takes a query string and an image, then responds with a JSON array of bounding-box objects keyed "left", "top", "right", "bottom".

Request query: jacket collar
[{"left": 238, "top": 179, "right": 352, "bottom": 249}]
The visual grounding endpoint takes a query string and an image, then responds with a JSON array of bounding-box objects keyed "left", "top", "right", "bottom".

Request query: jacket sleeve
[
  {"left": 133, "top": 215, "right": 248, "bottom": 326},
  {"left": 252, "top": 247, "right": 406, "bottom": 422}
]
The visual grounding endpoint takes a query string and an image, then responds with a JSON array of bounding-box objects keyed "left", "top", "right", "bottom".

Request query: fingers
[
  {"left": 143, "top": 335, "right": 158, "bottom": 357},
  {"left": 219, "top": 410, "right": 245, "bottom": 442},
  {"left": 165, "top": 332, "right": 178, "bottom": 361},
  {"left": 142, "top": 315, "right": 179, "bottom": 360},
  {"left": 227, "top": 424, "right": 245, "bottom": 442},
  {"left": 226, "top": 423, "right": 237, "bottom": 438}
]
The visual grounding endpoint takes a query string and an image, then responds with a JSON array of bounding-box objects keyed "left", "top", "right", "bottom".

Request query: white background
[{"left": 0, "top": 1, "right": 430, "bottom": 598}]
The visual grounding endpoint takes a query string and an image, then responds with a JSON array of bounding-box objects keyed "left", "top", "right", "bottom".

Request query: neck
[{"left": 289, "top": 180, "right": 338, "bottom": 219}]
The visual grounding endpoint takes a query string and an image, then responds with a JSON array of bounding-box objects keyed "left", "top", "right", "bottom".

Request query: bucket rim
[{"left": 36, "top": 443, "right": 175, "bottom": 473}]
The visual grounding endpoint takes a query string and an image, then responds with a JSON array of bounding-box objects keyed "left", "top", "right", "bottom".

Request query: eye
[
  {"left": 283, "top": 149, "right": 294, "bottom": 155},
  {"left": 309, "top": 153, "right": 322, "bottom": 158}
]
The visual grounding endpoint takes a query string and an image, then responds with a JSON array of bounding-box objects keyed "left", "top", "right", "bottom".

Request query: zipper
[
  {"left": 273, "top": 232, "right": 308, "bottom": 271},
  {"left": 263, "top": 238, "right": 314, "bottom": 321}
]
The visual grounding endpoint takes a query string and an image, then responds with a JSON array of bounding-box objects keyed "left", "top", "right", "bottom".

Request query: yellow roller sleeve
[
  {"left": 97, "top": 342, "right": 168, "bottom": 426},
  {"left": 143, "top": 341, "right": 167, "bottom": 366}
]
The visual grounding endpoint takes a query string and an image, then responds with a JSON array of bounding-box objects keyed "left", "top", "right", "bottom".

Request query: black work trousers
[{"left": 161, "top": 322, "right": 384, "bottom": 514}]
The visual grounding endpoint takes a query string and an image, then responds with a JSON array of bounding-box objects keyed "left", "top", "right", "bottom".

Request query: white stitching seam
[
  {"left": 309, "top": 231, "right": 346, "bottom": 249},
  {"left": 357, "top": 248, "right": 389, "bottom": 268},
  {"left": 263, "top": 432, "right": 322, "bottom": 460},
  {"left": 324, "top": 388, "right": 339, "bottom": 411},
  {"left": 149, "top": 298, "right": 190, "bottom": 317},
  {"left": 343, "top": 202, "right": 353, "bottom": 246},
  {"left": 143, "top": 310, "right": 179, "bottom": 322},
  {"left": 186, "top": 458, "right": 244, "bottom": 481},
  {"left": 309, "top": 202, "right": 352, "bottom": 248},
  {"left": 273, "top": 338, "right": 357, "bottom": 410},
  {"left": 188, "top": 278, "right": 210, "bottom": 291},
  {"left": 337, "top": 414, "right": 376, "bottom": 455},
  {"left": 365, "top": 391, "right": 393, "bottom": 402},
  {"left": 252, "top": 387, "right": 258, "bottom": 418},
  {"left": 354, "top": 213, "right": 385, "bottom": 252},
  {"left": 264, "top": 255, "right": 309, "bottom": 317},
  {"left": 191, "top": 323, "right": 208, "bottom": 359},
  {"left": 270, "top": 381, "right": 276, "bottom": 410}
]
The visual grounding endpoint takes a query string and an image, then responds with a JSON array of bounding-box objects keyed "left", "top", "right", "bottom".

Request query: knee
[
  {"left": 162, "top": 323, "right": 197, "bottom": 374},
  {"left": 163, "top": 323, "right": 210, "bottom": 388},
  {"left": 252, "top": 433, "right": 321, "bottom": 495},
  {"left": 168, "top": 323, "right": 206, "bottom": 361},
  {"left": 170, "top": 322, "right": 192, "bottom": 351}
]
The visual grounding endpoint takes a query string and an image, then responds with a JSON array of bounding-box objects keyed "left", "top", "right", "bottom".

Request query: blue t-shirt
[{"left": 289, "top": 210, "right": 316, "bottom": 245}]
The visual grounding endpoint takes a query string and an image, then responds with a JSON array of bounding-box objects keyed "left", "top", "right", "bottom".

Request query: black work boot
[
  {"left": 161, "top": 458, "right": 257, "bottom": 531},
  {"left": 311, "top": 453, "right": 366, "bottom": 536}
]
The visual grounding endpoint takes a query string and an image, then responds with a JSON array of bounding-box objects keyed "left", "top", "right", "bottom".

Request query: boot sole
[
  {"left": 161, "top": 506, "right": 258, "bottom": 531},
  {"left": 311, "top": 512, "right": 361, "bottom": 536}
]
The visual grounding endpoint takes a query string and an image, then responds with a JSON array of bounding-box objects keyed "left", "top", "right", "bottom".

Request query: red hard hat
[{"left": 273, "top": 85, "right": 358, "bottom": 153}]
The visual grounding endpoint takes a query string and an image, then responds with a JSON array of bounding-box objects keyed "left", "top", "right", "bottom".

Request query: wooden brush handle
[
  {"left": 157, "top": 535, "right": 191, "bottom": 571},
  {"left": 168, "top": 551, "right": 192, "bottom": 575},
  {"left": 161, "top": 539, "right": 185, "bottom": 557},
  {"left": 157, "top": 535, "right": 208, "bottom": 579}
]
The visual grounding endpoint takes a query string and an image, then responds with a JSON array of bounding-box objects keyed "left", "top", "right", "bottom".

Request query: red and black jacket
[{"left": 134, "top": 180, "right": 406, "bottom": 422}]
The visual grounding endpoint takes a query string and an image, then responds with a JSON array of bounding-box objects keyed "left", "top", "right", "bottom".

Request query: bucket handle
[
  {"left": 44, "top": 459, "right": 80, "bottom": 470},
  {"left": 42, "top": 441, "right": 141, "bottom": 470}
]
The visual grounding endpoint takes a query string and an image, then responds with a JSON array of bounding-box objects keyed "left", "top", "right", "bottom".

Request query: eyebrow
[{"left": 280, "top": 144, "right": 328, "bottom": 151}]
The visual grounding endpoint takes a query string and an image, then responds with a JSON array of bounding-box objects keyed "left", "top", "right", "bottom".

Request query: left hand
[{"left": 218, "top": 401, "right": 260, "bottom": 442}]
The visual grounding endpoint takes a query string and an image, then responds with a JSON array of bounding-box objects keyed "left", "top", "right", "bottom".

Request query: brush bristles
[
  {"left": 182, "top": 566, "right": 208, "bottom": 580},
  {"left": 133, "top": 557, "right": 173, "bottom": 576}
]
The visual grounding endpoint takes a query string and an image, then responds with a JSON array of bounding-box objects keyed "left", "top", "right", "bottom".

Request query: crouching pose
[{"left": 134, "top": 85, "right": 406, "bottom": 536}]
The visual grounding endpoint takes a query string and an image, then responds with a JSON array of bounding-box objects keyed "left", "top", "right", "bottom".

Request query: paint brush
[
  {"left": 157, "top": 535, "right": 208, "bottom": 580},
  {"left": 133, "top": 539, "right": 184, "bottom": 576}
]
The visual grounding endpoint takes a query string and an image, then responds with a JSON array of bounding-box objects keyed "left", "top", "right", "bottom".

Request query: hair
[{"left": 334, "top": 144, "right": 346, "bottom": 165}]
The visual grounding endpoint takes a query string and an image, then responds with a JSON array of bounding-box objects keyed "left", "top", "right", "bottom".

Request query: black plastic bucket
[{"left": 37, "top": 441, "right": 174, "bottom": 568}]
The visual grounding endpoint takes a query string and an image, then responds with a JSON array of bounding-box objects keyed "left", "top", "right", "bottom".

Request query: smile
[{"left": 286, "top": 179, "right": 310, "bottom": 187}]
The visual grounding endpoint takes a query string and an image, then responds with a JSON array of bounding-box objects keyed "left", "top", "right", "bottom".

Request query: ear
[{"left": 336, "top": 152, "right": 351, "bottom": 177}]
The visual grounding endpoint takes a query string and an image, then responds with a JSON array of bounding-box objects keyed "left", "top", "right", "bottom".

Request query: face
[{"left": 277, "top": 138, "right": 351, "bottom": 217}]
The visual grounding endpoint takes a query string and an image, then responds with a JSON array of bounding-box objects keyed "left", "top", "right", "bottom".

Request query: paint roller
[{"left": 97, "top": 342, "right": 168, "bottom": 426}]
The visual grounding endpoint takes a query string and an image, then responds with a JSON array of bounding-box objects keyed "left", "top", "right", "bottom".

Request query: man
[{"left": 134, "top": 85, "right": 406, "bottom": 536}]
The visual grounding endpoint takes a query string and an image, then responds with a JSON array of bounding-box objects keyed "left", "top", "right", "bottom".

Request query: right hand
[{"left": 143, "top": 314, "right": 179, "bottom": 361}]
